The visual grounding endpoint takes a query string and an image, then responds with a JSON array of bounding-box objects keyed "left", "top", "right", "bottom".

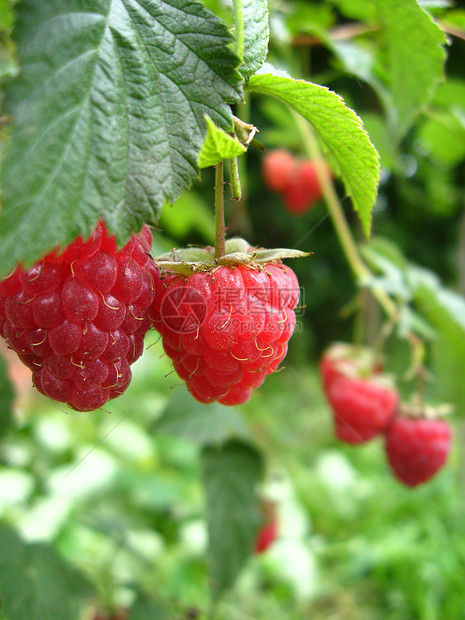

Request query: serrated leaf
[
  {"left": 247, "top": 71, "right": 379, "bottom": 236},
  {"left": 198, "top": 115, "right": 246, "bottom": 168},
  {"left": 154, "top": 386, "right": 250, "bottom": 445},
  {"left": 0, "top": 356, "right": 14, "bottom": 438},
  {"left": 0, "top": 525, "right": 94, "bottom": 620},
  {"left": 373, "top": 0, "right": 446, "bottom": 138},
  {"left": 0, "top": 0, "right": 243, "bottom": 277},
  {"left": 202, "top": 440, "right": 263, "bottom": 600},
  {"left": 241, "top": 0, "right": 269, "bottom": 79}
]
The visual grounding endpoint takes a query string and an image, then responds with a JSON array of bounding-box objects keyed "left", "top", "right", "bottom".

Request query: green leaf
[
  {"left": 241, "top": 0, "right": 269, "bottom": 79},
  {"left": 247, "top": 70, "right": 379, "bottom": 236},
  {"left": 129, "top": 591, "right": 167, "bottom": 620},
  {"left": 154, "top": 386, "right": 250, "bottom": 445},
  {"left": 198, "top": 115, "right": 246, "bottom": 168},
  {"left": 0, "top": 524, "right": 94, "bottom": 620},
  {"left": 0, "top": 356, "right": 14, "bottom": 439},
  {"left": 373, "top": 0, "right": 447, "bottom": 138},
  {"left": 418, "top": 111, "right": 465, "bottom": 166},
  {"left": 202, "top": 440, "right": 263, "bottom": 600},
  {"left": 0, "top": 0, "right": 242, "bottom": 277},
  {"left": 0, "top": 0, "right": 18, "bottom": 82}
]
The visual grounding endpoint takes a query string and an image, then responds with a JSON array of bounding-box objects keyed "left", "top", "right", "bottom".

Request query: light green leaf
[
  {"left": 159, "top": 191, "right": 215, "bottom": 242},
  {"left": 154, "top": 386, "right": 250, "bottom": 445},
  {"left": 418, "top": 111, "right": 465, "bottom": 166},
  {"left": 198, "top": 116, "right": 246, "bottom": 168},
  {"left": 248, "top": 71, "right": 379, "bottom": 236},
  {"left": 241, "top": 0, "right": 269, "bottom": 79},
  {"left": 0, "top": 0, "right": 242, "bottom": 276},
  {"left": 409, "top": 266, "right": 465, "bottom": 412},
  {"left": 0, "top": 525, "right": 94, "bottom": 620},
  {"left": 0, "top": 356, "right": 14, "bottom": 439},
  {"left": 373, "top": 0, "right": 447, "bottom": 138},
  {"left": 202, "top": 440, "right": 263, "bottom": 600}
]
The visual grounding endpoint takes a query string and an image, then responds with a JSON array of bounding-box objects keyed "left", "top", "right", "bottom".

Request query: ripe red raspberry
[
  {"left": 262, "top": 150, "right": 296, "bottom": 193},
  {"left": 320, "top": 344, "right": 397, "bottom": 444},
  {"left": 0, "top": 221, "right": 157, "bottom": 411},
  {"left": 151, "top": 263, "right": 299, "bottom": 405},
  {"left": 283, "top": 161, "right": 325, "bottom": 214},
  {"left": 385, "top": 415, "right": 452, "bottom": 487},
  {"left": 255, "top": 520, "right": 278, "bottom": 554}
]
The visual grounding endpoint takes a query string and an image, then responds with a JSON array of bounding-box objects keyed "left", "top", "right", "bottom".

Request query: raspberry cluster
[
  {"left": 320, "top": 343, "right": 452, "bottom": 487},
  {"left": 151, "top": 263, "right": 299, "bottom": 406},
  {"left": 262, "top": 150, "right": 328, "bottom": 214},
  {"left": 0, "top": 221, "right": 157, "bottom": 411}
]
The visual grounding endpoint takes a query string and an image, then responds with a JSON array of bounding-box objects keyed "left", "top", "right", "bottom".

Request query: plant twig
[
  {"left": 294, "top": 112, "right": 398, "bottom": 322},
  {"left": 232, "top": 0, "right": 245, "bottom": 60}
]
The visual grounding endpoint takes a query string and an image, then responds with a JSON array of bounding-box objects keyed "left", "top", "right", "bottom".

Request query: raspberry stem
[
  {"left": 215, "top": 161, "right": 226, "bottom": 259},
  {"left": 232, "top": 0, "right": 244, "bottom": 61}
]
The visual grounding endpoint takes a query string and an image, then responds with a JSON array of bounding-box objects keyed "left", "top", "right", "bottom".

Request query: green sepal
[{"left": 155, "top": 237, "right": 311, "bottom": 276}]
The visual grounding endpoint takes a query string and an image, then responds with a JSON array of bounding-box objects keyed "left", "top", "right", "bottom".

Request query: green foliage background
[{"left": 0, "top": 0, "right": 465, "bottom": 619}]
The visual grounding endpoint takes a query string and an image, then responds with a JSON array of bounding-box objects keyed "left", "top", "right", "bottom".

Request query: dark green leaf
[
  {"left": 155, "top": 386, "right": 250, "bottom": 445},
  {"left": 0, "top": 524, "right": 94, "bottom": 620},
  {"left": 129, "top": 591, "right": 167, "bottom": 620},
  {"left": 202, "top": 440, "right": 263, "bottom": 600},
  {"left": 373, "top": 0, "right": 447, "bottom": 138},
  {"left": 0, "top": 356, "right": 14, "bottom": 438},
  {"left": 248, "top": 70, "right": 379, "bottom": 236},
  {"left": 0, "top": 0, "right": 242, "bottom": 276},
  {"left": 241, "top": 0, "right": 269, "bottom": 79}
]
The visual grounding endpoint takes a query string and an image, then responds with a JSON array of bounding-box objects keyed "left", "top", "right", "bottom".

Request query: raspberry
[
  {"left": 262, "top": 150, "right": 296, "bottom": 193},
  {"left": 283, "top": 161, "right": 325, "bottom": 214},
  {"left": 385, "top": 415, "right": 452, "bottom": 487},
  {"left": 255, "top": 520, "right": 278, "bottom": 554},
  {"left": 0, "top": 220, "right": 157, "bottom": 411},
  {"left": 151, "top": 263, "right": 299, "bottom": 405},
  {"left": 320, "top": 344, "right": 397, "bottom": 444}
]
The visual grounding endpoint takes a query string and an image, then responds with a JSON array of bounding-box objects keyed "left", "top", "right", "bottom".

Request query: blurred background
[{"left": 1, "top": 0, "right": 465, "bottom": 618}]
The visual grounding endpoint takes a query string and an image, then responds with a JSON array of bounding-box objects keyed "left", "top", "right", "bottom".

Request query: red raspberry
[
  {"left": 326, "top": 375, "right": 398, "bottom": 444},
  {"left": 283, "top": 161, "right": 325, "bottom": 214},
  {"left": 151, "top": 263, "right": 299, "bottom": 405},
  {"left": 385, "top": 415, "right": 452, "bottom": 487},
  {"left": 262, "top": 150, "right": 296, "bottom": 193},
  {"left": 320, "top": 344, "right": 397, "bottom": 444},
  {"left": 0, "top": 221, "right": 158, "bottom": 411},
  {"left": 255, "top": 520, "right": 278, "bottom": 554}
]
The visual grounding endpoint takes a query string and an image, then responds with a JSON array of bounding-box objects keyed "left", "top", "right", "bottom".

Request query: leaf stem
[
  {"left": 215, "top": 161, "right": 226, "bottom": 259},
  {"left": 232, "top": 0, "right": 245, "bottom": 61},
  {"left": 295, "top": 113, "right": 399, "bottom": 322}
]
